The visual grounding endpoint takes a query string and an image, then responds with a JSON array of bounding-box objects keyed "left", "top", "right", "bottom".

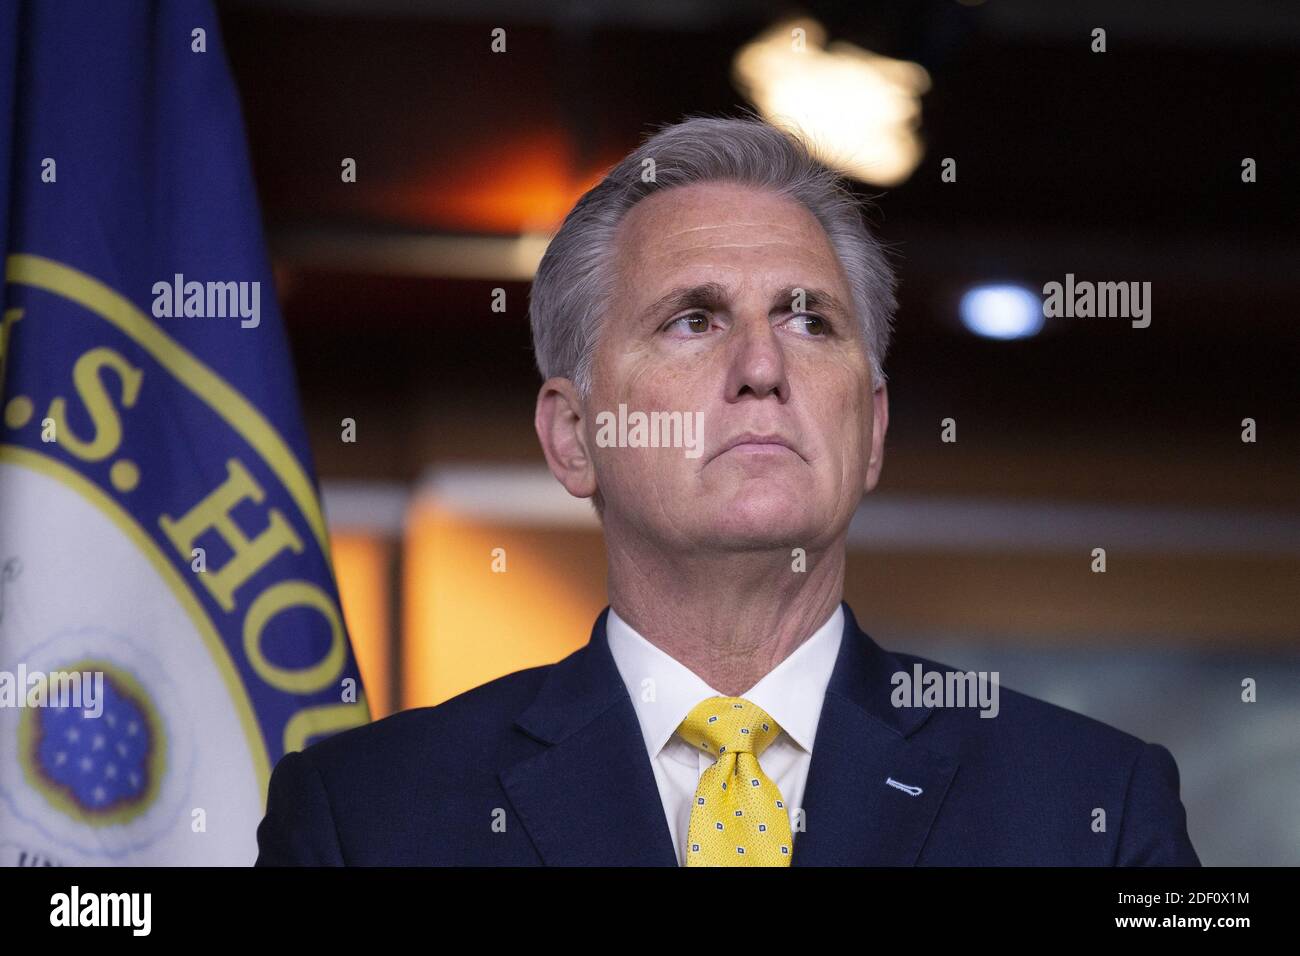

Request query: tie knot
[{"left": 677, "top": 696, "right": 782, "bottom": 759}]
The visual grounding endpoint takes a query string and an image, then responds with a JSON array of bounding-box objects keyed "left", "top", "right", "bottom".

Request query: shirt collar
[{"left": 605, "top": 603, "right": 844, "bottom": 759}]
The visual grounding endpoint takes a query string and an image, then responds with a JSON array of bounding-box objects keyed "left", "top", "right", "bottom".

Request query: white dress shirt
[{"left": 605, "top": 603, "right": 844, "bottom": 865}]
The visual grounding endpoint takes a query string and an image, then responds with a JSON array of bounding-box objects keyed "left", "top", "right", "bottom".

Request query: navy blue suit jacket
[{"left": 255, "top": 603, "right": 1200, "bottom": 865}]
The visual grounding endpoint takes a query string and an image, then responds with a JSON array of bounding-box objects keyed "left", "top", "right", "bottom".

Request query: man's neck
[{"left": 605, "top": 535, "right": 845, "bottom": 697}]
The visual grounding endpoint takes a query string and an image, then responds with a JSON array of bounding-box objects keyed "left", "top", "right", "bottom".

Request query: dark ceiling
[{"left": 216, "top": 0, "right": 1300, "bottom": 507}]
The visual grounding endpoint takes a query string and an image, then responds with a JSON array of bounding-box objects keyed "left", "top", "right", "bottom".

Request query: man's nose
[{"left": 723, "top": 312, "right": 789, "bottom": 402}]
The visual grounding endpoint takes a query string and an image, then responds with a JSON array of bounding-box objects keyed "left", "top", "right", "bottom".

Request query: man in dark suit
[
  {"left": 256, "top": 115, "right": 1199, "bottom": 866},
  {"left": 255, "top": 602, "right": 1198, "bottom": 865}
]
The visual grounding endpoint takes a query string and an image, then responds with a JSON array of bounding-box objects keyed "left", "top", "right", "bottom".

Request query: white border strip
[
  {"left": 847, "top": 495, "right": 1300, "bottom": 556},
  {"left": 320, "top": 480, "right": 410, "bottom": 535}
]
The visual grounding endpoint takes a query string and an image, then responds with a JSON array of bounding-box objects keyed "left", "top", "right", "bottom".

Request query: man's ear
[
  {"left": 865, "top": 382, "right": 889, "bottom": 494},
  {"left": 535, "top": 377, "right": 599, "bottom": 500}
]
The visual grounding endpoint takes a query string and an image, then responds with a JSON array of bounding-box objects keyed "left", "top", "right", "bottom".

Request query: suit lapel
[
  {"left": 498, "top": 608, "right": 678, "bottom": 866},
  {"left": 792, "top": 603, "right": 959, "bottom": 866}
]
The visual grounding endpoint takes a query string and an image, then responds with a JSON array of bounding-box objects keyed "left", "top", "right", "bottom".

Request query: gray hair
[{"left": 528, "top": 113, "right": 899, "bottom": 397}]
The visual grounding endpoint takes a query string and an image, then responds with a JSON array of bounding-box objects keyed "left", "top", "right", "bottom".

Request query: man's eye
[
  {"left": 668, "top": 312, "right": 712, "bottom": 334},
  {"left": 790, "top": 314, "right": 827, "bottom": 335}
]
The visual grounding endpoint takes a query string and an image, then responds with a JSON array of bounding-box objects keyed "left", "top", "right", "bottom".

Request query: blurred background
[{"left": 215, "top": 0, "right": 1299, "bottom": 864}]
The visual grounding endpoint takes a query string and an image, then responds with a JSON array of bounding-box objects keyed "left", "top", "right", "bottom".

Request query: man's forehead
[
  {"left": 617, "top": 182, "right": 827, "bottom": 246},
  {"left": 611, "top": 183, "right": 848, "bottom": 296}
]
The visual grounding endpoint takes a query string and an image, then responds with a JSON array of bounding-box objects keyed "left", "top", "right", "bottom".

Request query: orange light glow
[
  {"left": 373, "top": 128, "right": 619, "bottom": 235},
  {"left": 402, "top": 500, "right": 606, "bottom": 708},
  {"left": 329, "top": 532, "right": 393, "bottom": 719}
]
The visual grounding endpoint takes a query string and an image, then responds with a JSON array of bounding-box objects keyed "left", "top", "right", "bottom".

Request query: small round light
[{"left": 959, "top": 284, "right": 1044, "bottom": 340}]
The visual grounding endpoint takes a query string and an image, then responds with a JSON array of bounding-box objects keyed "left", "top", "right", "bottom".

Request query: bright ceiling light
[
  {"left": 960, "top": 284, "right": 1045, "bottom": 340},
  {"left": 732, "top": 18, "right": 931, "bottom": 186}
]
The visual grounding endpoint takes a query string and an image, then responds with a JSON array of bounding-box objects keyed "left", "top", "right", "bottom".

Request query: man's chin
[{"left": 700, "top": 500, "right": 824, "bottom": 550}]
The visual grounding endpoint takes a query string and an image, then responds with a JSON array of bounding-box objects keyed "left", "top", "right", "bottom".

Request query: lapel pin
[{"left": 886, "top": 777, "right": 923, "bottom": 796}]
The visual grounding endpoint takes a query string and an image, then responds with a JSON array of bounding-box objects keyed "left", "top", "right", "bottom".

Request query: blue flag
[{"left": 0, "top": 0, "right": 370, "bottom": 865}]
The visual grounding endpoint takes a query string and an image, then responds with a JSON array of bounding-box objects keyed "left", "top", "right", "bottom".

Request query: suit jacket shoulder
[
  {"left": 885, "top": 649, "right": 1199, "bottom": 866},
  {"left": 255, "top": 662, "right": 557, "bottom": 866}
]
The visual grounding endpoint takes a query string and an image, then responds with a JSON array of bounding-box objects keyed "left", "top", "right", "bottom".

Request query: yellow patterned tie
[{"left": 676, "top": 696, "right": 793, "bottom": 866}]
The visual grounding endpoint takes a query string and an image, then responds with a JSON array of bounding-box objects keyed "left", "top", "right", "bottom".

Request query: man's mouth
[{"left": 709, "top": 432, "right": 804, "bottom": 464}]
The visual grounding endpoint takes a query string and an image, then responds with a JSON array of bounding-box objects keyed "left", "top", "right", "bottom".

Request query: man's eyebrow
[
  {"left": 770, "top": 286, "right": 851, "bottom": 319},
  {"left": 639, "top": 281, "right": 730, "bottom": 323},
  {"left": 639, "top": 282, "right": 851, "bottom": 322}
]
